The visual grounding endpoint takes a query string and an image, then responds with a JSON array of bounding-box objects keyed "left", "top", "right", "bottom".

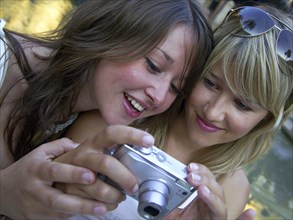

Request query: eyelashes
[
  {"left": 146, "top": 57, "right": 161, "bottom": 73},
  {"left": 203, "top": 77, "right": 253, "bottom": 112},
  {"left": 145, "top": 57, "right": 182, "bottom": 96}
]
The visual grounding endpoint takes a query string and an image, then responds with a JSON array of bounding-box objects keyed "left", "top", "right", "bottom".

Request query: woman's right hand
[
  {"left": 0, "top": 138, "right": 98, "bottom": 219},
  {"left": 54, "top": 125, "right": 155, "bottom": 212},
  {"left": 0, "top": 125, "right": 154, "bottom": 219}
]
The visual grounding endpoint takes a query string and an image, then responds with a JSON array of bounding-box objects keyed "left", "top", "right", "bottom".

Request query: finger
[
  {"left": 188, "top": 163, "right": 215, "bottom": 180},
  {"left": 81, "top": 177, "right": 126, "bottom": 204},
  {"left": 187, "top": 163, "right": 227, "bottom": 217},
  {"left": 74, "top": 152, "right": 138, "bottom": 195},
  {"left": 197, "top": 184, "right": 227, "bottom": 218},
  {"left": 39, "top": 138, "right": 80, "bottom": 158},
  {"left": 34, "top": 185, "right": 111, "bottom": 216},
  {"left": 38, "top": 161, "right": 96, "bottom": 184},
  {"left": 187, "top": 172, "right": 226, "bottom": 218},
  {"left": 187, "top": 163, "right": 225, "bottom": 201},
  {"left": 188, "top": 173, "right": 223, "bottom": 200},
  {"left": 237, "top": 209, "right": 257, "bottom": 220},
  {"left": 61, "top": 178, "right": 126, "bottom": 204},
  {"left": 92, "top": 125, "right": 154, "bottom": 148}
]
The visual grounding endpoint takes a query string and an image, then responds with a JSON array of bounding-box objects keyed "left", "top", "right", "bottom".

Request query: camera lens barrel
[{"left": 138, "top": 180, "right": 170, "bottom": 219}]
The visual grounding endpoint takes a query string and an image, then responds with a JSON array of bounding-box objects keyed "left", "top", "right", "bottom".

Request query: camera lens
[
  {"left": 144, "top": 206, "right": 159, "bottom": 217},
  {"left": 138, "top": 180, "right": 170, "bottom": 219}
]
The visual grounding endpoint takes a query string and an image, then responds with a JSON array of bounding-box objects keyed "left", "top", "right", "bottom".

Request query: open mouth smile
[{"left": 125, "top": 93, "right": 145, "bottom": 112}]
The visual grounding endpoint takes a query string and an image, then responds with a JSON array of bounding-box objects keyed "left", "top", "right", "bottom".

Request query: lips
[
  {"left": 124, "top": 93, "right": 145, "bottom": 112},
  {"left": 123, "top": 93, "right": 146, "bottom": 118},
  {"left": 196, "top": 114, "right": 222, "bottom": 132}
]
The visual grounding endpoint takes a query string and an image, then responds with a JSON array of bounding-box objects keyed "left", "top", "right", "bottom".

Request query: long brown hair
[{"left": 2, "top": 0, "right": 213, "bottom": 160}]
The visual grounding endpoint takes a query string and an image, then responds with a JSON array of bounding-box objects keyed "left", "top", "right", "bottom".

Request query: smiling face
[
  {"left": 76, "top": 24, "right": 195, "bottom": 125},
  {"left": 183, "top": 63, "right": 269, "bottom": 149}
]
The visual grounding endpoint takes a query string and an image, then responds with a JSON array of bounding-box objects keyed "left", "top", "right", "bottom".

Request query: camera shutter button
[
  {"left": 156, "top": 152, "right": 167, "bottom": 162},
  {"left": 136, "top": 146, "right": 153, "bottom": 155}
]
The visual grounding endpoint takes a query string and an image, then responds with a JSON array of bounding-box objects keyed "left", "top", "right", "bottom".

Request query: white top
[{"left": 0, "top": 19, "right": 8, "bottom": 89}]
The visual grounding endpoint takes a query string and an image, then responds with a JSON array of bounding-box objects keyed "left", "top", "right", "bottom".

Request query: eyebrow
[
  {"left": 209, "top": 71, "right": 223, "bottom": 82},
  {"left": 209, "top": 71, "right": 264, "bottom": 107},
  {"left": 157, "top": 48, "right": 174, "bottom": 64}
]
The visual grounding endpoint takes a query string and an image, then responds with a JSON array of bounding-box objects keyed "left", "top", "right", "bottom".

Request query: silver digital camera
[{"left": 105, "top": 144, "right": 196, "bottom": 219}]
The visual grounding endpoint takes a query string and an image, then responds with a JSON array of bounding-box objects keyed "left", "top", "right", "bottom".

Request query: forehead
[
  {"left": 157, "top": 24, "right": 196, "bottom": 80},
  {"left": 157, "top": 24, "right": 195, "bottom": 57}
]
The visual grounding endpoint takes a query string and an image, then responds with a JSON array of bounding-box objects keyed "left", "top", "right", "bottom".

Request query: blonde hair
[{"left": 136, "top": 5, "right": 293, "bottom": 176}]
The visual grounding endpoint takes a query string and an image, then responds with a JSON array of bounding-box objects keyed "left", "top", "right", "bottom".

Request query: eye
[
  {"left": 234, "top": 99, "right": 253, "bottom": 111},
  {"left": 170, "top": 83, "right": 183, "bottom": 96},
  {"left": 145, "top": 57, "right": 161, "bottom": 74},
  {"left": 203, "top": 77, "right": 217, "bottom": 90}
]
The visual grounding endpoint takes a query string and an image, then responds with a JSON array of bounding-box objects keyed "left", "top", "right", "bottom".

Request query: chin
[{"left": 108, "top": 118, "right": 131, "bottom": 126}]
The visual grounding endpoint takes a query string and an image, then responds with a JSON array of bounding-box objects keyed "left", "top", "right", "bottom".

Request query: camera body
[{"left": 106, "top": 144, "right": 196, "bottom": 219}]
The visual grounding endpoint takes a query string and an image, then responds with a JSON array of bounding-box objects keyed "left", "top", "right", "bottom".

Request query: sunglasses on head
[{"left": 224, "top": 6, "right": 293, "bottom": 62}]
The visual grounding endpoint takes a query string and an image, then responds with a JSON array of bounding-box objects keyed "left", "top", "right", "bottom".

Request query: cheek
[
  {"left": 232, "top": 123, "right": 252, "bottom": 138},
  {"left": 229, "top": 115, "right": 263, "bottom": 139},
  {"left": 159, "top": 94, "right": 177, "bottom": 112},
  {"left": 96, "top": 59, "right": 141, "bottom": 83},
  {"left": 93, "top": 70, "right": 107, "bottom": 98},
  {"left": 146, "top": 94, "right": 177, "bottom": 117},
  {"left": 188, "top": 84, "right": 206, "bottom": 107}
]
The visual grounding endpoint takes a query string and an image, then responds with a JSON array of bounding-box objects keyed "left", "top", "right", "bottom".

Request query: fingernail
[
  {"left": 142, "top": 135, "right": 154, "bottom": 147},
  {"left": 248, "top": 209, "right": 257, "bottom": 217},
  {"left": 71, "top": 142, "right": 80, "bottom": 148},
  {"left": 93, "top": 206, "right": 106, "bottom": 215},
  {"left": 131, "top": 184, "right": 139, "bottom": 194},
  {"left": 82, "top": 172, "right": 94, "bottom": 184},
  {"left": 189, "top": 163, "right": 199, "bottom": 171},
  {"left": 204, "top": 185, "right": 211, "bottom": 194},
  {"left": 191, "top": 173, "right": 201, "bottom": 181}
]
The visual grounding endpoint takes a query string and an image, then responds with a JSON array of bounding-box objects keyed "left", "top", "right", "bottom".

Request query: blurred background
[{"left": 1, "top": 0, "right": 292, "bottom": 219}]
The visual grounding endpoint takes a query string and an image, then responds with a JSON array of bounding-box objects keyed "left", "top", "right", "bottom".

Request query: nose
[
  {"left": 204, "top": 95, "right": 228, "bottom": 121},
  {"left": 145, "top": 79, "right": 171, "bottom": 107}
]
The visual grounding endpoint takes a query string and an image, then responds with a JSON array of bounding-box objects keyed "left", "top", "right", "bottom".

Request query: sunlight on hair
[{"left": 0, "top": 0, "right": 73, "bottom": 34}]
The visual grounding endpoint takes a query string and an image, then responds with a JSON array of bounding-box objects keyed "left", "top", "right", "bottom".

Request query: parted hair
[
  {"left": 138, "top": 4, "right": 293, "bottom": 176},
  {"left": 1, "top": 0, "right": 213, "bottom": 160}
]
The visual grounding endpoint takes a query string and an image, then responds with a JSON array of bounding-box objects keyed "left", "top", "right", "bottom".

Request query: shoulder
[
  {"left": 219, "top": 169, "right": 250, "bottom": 219},
  {"left": 221, "top": 169, "right": 249, "bottom": 189}
]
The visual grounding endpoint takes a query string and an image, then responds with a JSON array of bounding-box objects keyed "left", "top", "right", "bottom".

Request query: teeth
[{"left": 126, "top": 95, "right": 145, "bottom": 112}]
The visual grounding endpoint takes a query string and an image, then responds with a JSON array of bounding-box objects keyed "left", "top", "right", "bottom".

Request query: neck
[{"left": 164, "top": 113, "right": 201, "bottom": 165}]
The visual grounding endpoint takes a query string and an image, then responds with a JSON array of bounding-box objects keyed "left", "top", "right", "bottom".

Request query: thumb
[
  {"left": 237, "top": 208, "right": 257, "bottom": 220},
  {"left": 92, "top": 125, "right": 155, "bottom": 149}
]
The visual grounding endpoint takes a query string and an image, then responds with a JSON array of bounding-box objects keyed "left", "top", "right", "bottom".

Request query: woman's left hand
[{"left": 163, "top": 163, "right": 227, "bottom": 220}]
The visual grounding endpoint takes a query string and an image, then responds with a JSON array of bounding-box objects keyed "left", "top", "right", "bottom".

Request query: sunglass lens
[
  {"left": 277, "top": 30, "right": 293, "bottom": 61},
  {"left": 228, "top": 7, "right": 275, "bottom": 36}
]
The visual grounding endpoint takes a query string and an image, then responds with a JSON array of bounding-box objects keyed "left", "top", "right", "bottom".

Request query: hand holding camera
[{"left": 105, "top": 144, "right": 197, "bottom": 219}]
